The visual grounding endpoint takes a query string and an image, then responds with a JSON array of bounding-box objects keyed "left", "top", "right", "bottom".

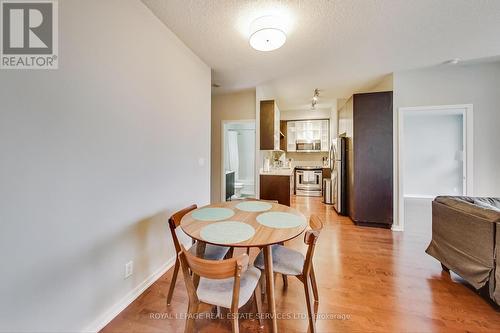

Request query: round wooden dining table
[{"left": 180, "top": 200, "right": 307, "bottom": 333}]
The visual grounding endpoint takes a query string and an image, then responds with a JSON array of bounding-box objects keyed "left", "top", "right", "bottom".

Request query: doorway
[
  {"left": 398, "top": 104, "right": 473, "bottom": 235},
  {"left": 221, "top": 120, "right": 256, "bottom": 201}
]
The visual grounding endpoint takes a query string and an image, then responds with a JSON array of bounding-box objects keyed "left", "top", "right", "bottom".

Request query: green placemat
[
  {"left": 256, "top": 212, "right": 306, "bottom": 229},
  {"left": 235, "top": 201, "right": 273, "bottom": 212},
  {"left": 192, "top": 207, "right": 234, "bottom": 221},
  {"left": 200, "top": 221, "right": 255, "bottom": 244}
]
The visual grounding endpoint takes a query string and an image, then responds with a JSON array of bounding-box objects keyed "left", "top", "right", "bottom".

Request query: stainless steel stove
[{"left": 295, "top": 166, "right": 323, "bottom": 197}]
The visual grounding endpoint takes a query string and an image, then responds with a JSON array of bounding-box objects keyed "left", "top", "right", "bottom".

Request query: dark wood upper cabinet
[
  {"left": 280, "top": 121, "right": 287, "bottom": 151},
  {"left": 343, "top": 91, "right": 393, "bottom": 227},
  {"left": 260, "top": 100, "right": 280, "bottom": 150}
]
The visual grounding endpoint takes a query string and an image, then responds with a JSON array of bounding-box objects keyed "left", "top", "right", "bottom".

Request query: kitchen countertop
[{"left": 259, "top": 168, "right": 294, "bottom": 176}]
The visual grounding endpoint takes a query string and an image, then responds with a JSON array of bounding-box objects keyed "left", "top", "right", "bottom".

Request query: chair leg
[
  {"left": 254, "top": 283, "right": 264, "bottom": 328},
  {"left": 264, "top": 246, "right": 278, "bottom": 333},
  {"left": 231, "top": 307, "right": 239, "bottom": 333},
  {"left": 216, "top": 306, "right": 221, "bottom": 318},
  {"left": 184, "top": 301, "right": 199, "bottom": 333},
  {"left": 166, "top": 259, "right": 180, "bottom": 306},
  {"left": 192, "top": 242, "right": 205, "bottom": 289},
  {"left": 282, "top": 274, "right": 288, "bottom": 289},
  {"left": 259, "top": 270, "right": 266, "bottom": 297},
  {"left": 304, "top": 277, "right": 317, "bottom": 333},
  {"left": 310, "top": 265, "right": 319, "bottom": 302}
]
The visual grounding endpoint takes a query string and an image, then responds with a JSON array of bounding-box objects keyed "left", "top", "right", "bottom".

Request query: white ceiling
[{"left": 142, "top": 0, "right": 500, "bottom": 109}]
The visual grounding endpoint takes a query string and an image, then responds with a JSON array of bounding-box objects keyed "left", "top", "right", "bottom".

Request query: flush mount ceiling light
[
  {"left": 443, "top": 58, "right": 461, "bottom": 65},
  {"left": 249, "top": 16, "right": 286, "bottom": 52}
]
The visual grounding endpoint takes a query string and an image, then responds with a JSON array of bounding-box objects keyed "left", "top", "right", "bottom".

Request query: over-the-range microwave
[{"left": 296, "top": 139, "right": 321, "bottom": 152}]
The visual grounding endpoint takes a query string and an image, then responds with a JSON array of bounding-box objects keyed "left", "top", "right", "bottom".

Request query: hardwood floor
[{"left": 102, "top": 196, "right": 500, "bottom": 333}]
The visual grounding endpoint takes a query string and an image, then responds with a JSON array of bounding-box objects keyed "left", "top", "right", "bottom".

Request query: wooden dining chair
[
  {"left": 166, "top": 204, "right": 231, "bottom": 306},
  {"left": 178, "top": 245, "right": 264, "bottom": 333},
  {"left": 239, "top": 198, "right": 290, "bottom": 289},
  {"left": 253, "top": 215, "right": 323, "bottom": 333}
]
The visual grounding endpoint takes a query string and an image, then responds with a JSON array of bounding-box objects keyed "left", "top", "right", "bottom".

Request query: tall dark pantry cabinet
[{"left": 338, "top": 91, "right": 393, "bottom": 228}]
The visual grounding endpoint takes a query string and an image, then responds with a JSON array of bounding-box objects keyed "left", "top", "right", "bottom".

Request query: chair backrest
[
  {"left": 181, "top": 244, "right": 249, "bottom": 279},
  {"left": 168, "top": 204, "right": 197, "bottom": 253},
  {"left": 302, "top": 215, "right": 324, "bottom": 276},
  {"left": 309, "top": 214, "right": 323, "bottom": 231},
  {"left": 178, "top": 245, "right": 249, "bottom": 309}
]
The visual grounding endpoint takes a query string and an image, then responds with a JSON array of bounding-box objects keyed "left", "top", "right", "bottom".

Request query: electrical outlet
[{"left": 125, "top": 261, "right": 133, "bottom": 279}]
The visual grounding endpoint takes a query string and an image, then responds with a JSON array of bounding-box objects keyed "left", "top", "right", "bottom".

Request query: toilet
[{"left": 234, "top": 182, "right": 244, "bottom": 198}]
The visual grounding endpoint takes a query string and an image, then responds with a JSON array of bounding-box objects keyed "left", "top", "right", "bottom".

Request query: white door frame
[
  {"left": 220, "top": 119, "right": 256, "bottom": 202},
  {"left": 395, "top": 104, "right": 473, "bottom": 231}
]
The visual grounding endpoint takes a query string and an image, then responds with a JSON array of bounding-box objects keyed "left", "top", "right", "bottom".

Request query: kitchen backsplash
[{"left": 286, "top": 152, "right": 328, "bottom": 167}]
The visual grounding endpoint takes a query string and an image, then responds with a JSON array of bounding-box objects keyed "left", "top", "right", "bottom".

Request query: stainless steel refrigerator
[{"left": 330, "top": 137, "right": 347, "bottom": 215}]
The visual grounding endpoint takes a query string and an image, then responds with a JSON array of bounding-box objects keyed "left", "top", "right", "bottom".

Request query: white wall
[
  {"left": 364, "top": 73, "right": 393, "bottom": 93},
  {"left": 404, "top": 197, "right": 433, "bottom": 238},
  {"left": 330, "top": 101, "right": 338, "bottom": 140},
  {"left": 394, "top": 61, "right": 500, "bottom": 228},
  {"left": 403, "top": 112, "right": 464, "bottom": 196},
  {"left": 0, "top": 1, "right": 211, "bottom": 331}
]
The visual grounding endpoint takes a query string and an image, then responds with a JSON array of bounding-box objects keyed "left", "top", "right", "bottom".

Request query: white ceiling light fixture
[
  {"left": 443, "top": 58, "right": 461, "bottom": 65},
  {"left": 249, "top": 15, "right": 287, "bottom": 52}
]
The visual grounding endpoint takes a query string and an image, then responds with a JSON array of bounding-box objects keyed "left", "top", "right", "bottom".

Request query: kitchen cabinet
[
  {"left": 260, "top": 173, "right": 293, "bottom": 206},
  {"left": 286, "top": 119, "right": 329, "bottom": 152},
  {"left": 280, "top": 121, "right": 287, "bottom": 151},
  {"left": 260, "top": 100, "right": 281, "bottom": 150},
  {"left": 343, "top": 91, "right": 393, "bottom": 228}
]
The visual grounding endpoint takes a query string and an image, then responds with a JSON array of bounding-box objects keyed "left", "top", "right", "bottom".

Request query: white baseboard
[
  {"left": 84, "top": 256, "right": 176, "bottom": 333},
  {"left": 391, "top": 225, "right": 404, "bottom": 232}
]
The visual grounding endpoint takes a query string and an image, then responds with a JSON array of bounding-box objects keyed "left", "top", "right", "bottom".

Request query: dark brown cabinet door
[
  {"left": 260, "top": 100, "right": 275, "bottom": 150},
  {"left": 352, "top": 92, "right": 393, "bottom": 226},
  {"left": 280, "top": 121, "right": 287, "bottom": 151},
  {"left": 260, "top": 175, "right": 291, "bottom": 206}
]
